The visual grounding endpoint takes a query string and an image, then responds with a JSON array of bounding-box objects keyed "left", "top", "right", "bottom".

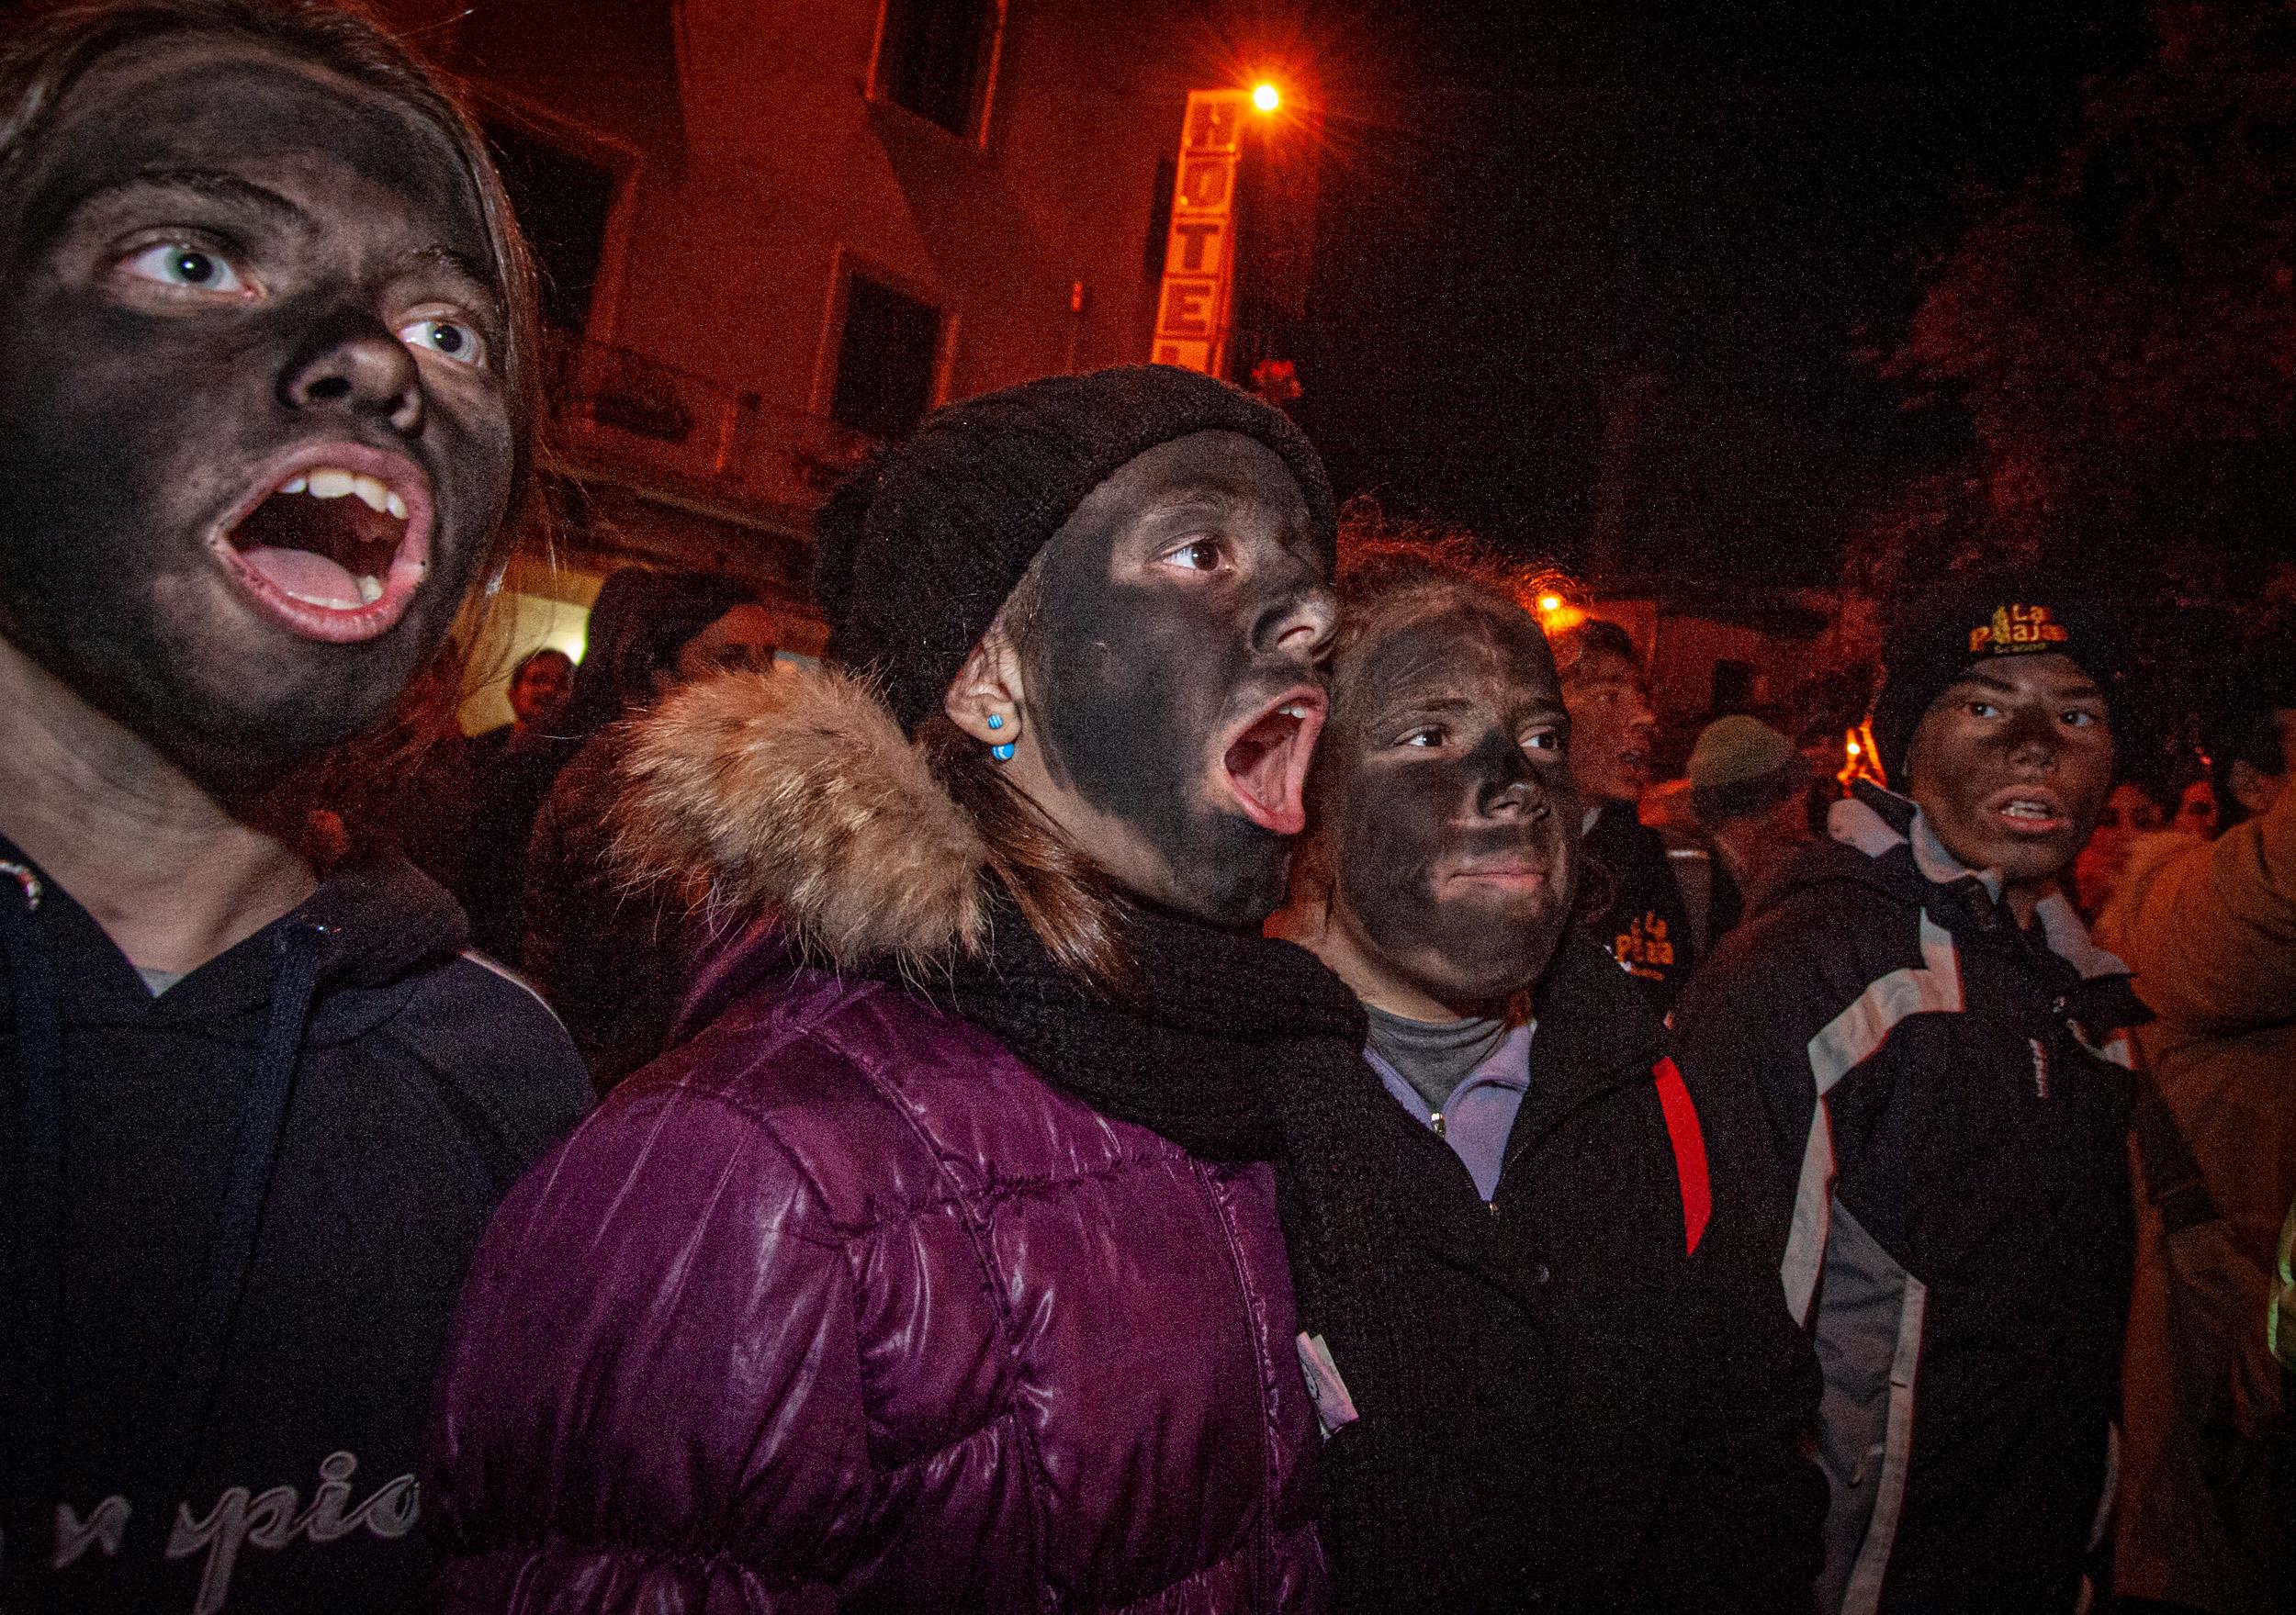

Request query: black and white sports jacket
[{"left": 1671, "top": 781, "right": 2145, "bottom": 1615}]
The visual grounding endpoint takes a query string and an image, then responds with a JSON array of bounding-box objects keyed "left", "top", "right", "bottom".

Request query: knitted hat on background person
[
  {"left": 815, "top": 364, "right": 1338, "bottom": 734},
  {"left": 1689, "top": 715, "right": 1809, "bottom": 825},
  {"left": 1870, "top": 571, "right": 2125, "bottom": 785}
]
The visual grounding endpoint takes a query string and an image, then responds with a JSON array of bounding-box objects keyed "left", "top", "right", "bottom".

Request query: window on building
[
  {"left": 877, "top": 0, "right": 996, "bottom": 136},
  {"left": 829, "top": 275, "right": 942, "bottom": 442},
  {"left": 1143, "top": 154, "right": 1177, "bottom": 279},
  {"left": 484, "top": 119, "right": 616, "bottom": 332}
]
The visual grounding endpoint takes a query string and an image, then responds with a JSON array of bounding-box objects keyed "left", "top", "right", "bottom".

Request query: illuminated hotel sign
[{"left": 1153, "top": 89, "right": 1247, "bottom": 376}]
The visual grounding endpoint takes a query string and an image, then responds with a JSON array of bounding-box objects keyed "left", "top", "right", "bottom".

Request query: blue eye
[
  {"left": 1969, "top": 701, "right": 2000, "bottom": 719},
  {"left": 1401, "top": 727, "right": 1444, "bottom": 748},
  {"left": 2063, "top": 709, "right": 2099, "bottom": 727},
  {"left": 120, "top": 241, "right": 251, "bottom": 294},
  {"left": 398, "top": 317, "right": 487, "bottom": 368}
]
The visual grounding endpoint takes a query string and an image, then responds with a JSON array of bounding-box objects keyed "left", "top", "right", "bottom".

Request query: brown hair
[
  {"left": 1550, "top": 615, "right": 1641, "bottom": 682},
  {"left": 0, "top": 0, "right": 546, "bottom": 758},
  {"left": 912, "top": 554, "right": 1135, "bottom": 996}
]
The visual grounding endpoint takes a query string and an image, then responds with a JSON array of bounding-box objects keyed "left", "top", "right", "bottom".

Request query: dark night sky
[{"left": 1268, "top": 1, "right": 2153, "bottom": 584}]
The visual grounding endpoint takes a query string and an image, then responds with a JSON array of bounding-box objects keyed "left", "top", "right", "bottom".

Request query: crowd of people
[{"left": 0, "top": 3, "right": 2291, "bottom": 1614}]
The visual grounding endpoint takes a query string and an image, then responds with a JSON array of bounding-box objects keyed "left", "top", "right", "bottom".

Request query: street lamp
[{"left": 1253, "top": 82, "right": 1280, "bottom": 113}]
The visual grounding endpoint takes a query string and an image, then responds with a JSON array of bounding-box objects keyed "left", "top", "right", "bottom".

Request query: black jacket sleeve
[{"left": 1641, "top": 1046, "right": 1829, "bottom": 1609}]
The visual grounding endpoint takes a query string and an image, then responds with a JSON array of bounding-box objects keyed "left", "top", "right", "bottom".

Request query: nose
[
  {"left": 279, "top": 307, "right": 423, "bottom": 436},
  {"left": 2004, "top": 706, "right": 2059, "bottom": 768},
  {"left": 1253, "top": 577, "right": 1339, "bottom": 665},
  {"left": 1476, "top": 739, "right": 1549, "bottom": 821}
]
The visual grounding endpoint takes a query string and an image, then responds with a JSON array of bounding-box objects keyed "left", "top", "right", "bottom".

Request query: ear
[{"left": 942, "top": 627, "right": 1027, "bottom": 747}]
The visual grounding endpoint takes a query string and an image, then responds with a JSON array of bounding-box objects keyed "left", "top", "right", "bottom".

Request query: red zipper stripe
[{"left": 1652, "top": 1057, "right": 1711, "bottom": 1255}]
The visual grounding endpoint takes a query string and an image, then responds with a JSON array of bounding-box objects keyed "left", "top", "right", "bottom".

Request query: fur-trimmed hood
[{"left": 615, "top": 664, "right": 988, "bottom": 971}]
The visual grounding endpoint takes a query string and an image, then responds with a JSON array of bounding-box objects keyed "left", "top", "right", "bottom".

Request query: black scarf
[
  {"left": 919, "top": 893, "right": 1365, "bottom": 1161},
  {"left": 885, "top": 894, "right": 1496, "bottom": 1609}
]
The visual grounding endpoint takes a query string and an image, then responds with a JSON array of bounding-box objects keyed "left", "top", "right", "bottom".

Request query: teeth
[
  {"left": 2003, "top": 801, "right": 2051, "bottom": 819},
  {"left": 1278, "top": 703, "right": 1304, "bottom": 719},
  {"left": 276, "top": 467, "right": 410, "bottom": 522},
  {"left": 356, "top": 575, "right": 383, "bottom": 605}
]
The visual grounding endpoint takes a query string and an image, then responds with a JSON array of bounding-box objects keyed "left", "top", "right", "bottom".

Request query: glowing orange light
[
  {"left": 1252, "top": 82, "right": 1280, "bottom": 112},
  {"left": 1536, "top": 593, "right": 1564, "bottom": 614},
  {"left": 1839, "top": 719, "right": 1885, "bottom": 791}
]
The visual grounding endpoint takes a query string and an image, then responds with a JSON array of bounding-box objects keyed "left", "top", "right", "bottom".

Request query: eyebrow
[
  {"left": 1376, "top": 692, "right": 1568, "bottom": 723},
  {"left": 73, "top": 166, "right": 304, "bottom": 226},
  {"left": 1138, "top": 485, "right": 1245, "bottom": 522},
  {"left": 1390, "top": 694, "right": 1481, "bottom": 717},
  {"left": 399, "top": 242, "right": 506, "bottom": 315},
  {"left": 1956, "top": 669, "right": 2104, "bottom": 700}
]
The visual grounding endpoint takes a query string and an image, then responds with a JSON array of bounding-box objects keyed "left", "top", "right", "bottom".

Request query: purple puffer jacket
[{"left": 429, "top": 936, "right": 1327, "bottom": 1612}]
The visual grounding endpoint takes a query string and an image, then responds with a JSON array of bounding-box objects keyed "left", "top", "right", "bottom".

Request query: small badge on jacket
[{"left": 1296, "top": 1331, "right": 1359, "bottom": 1439}]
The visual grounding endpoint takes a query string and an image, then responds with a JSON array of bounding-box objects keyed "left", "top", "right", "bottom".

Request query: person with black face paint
[
  {"left": 1267, "top": 540, "right": 1825, "bottom": 1613},
  {"left": 0, "top": 4, "right": 589, "bottom": 1611},
  {"left": 430, "top": 366, "right": 1360, "bottom": 1610},
  {"left": 1671, "top": 576, "right": 2144, "bottom": 1615}
]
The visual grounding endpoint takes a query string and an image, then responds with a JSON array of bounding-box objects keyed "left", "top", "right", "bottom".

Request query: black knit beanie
[
  {"left": 814, "top": 364, "right": 1338, "bottom": 733},
  {"left": 1871, "top": 572, "right": 2124, "bottom": 785}
]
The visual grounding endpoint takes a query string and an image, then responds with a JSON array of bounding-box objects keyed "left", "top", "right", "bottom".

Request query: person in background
[
  {"left": 451, "top": 645, "right": 573, "bottom": 959},
  {"left": 1268, "top": 539, "right": 1826, "bottom": 1611},
  {"left": 430, "top": 365, "right": 1343, "bottom": 1610},
  {"left": 2178, "top": 778, "right": 2221, "bottom": 838},
  {"left": 1687, "top": 713, "right": 1816, "bottom": 943},
  {"left": 469, "top": 644, "right": 572, "bottom": 755},
  {"left": 0, "top": 3, "right": 589, "bottom": 1609},
  {"left": 2105, "top": 641, "right": 2296, "bottom": 1615},
  {"left": 518, "top": 567, "right": 771, "bottom": 1085},
  {"left": 2074, "top": 778, "right": 2169, "bottom": 918},
  {"left": 1672, "top": 577, "right": 2142, "bottom": 1614},
  {"left": 1554, "top": 617, "right": 1696, "bottom": 1017}
]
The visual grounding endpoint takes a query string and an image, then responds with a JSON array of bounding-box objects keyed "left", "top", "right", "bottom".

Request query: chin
[
  {"left": 145, "top": 671, "right": 399, "bottom": 782},
  {"left": 1996, "top": 845, "right": 2082, "bottom": 891},
  {"left": 1162, "top": 836, "right": 1291, "bottom": 930}
]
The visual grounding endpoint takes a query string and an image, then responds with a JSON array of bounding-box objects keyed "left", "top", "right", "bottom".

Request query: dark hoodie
[{"left": 0, "top": 836, "right": 588, "bottom": 1615}]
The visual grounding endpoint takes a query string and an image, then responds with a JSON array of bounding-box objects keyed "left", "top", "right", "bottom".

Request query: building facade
[{"left": 369, "top": 0, "right": 1244, "bottom": 722}]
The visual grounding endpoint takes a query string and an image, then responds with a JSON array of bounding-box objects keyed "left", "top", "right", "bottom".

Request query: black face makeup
[
  {"left": 0, "top": 38, "right": 514, "bottom": 781},
  {"left": 1320, "top": 600, "right": 1580, "bottom": 1011},
  {"left": 1905, "top": 652, "right": 2114, "bottom": 891},
  {"left": 1019, "top": 429, "right": 1334, "bottom": 927}
]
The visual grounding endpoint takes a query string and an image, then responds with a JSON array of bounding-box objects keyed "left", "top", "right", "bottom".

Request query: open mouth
[
  {"left": 1220, "top": 685, "right": 1326, "bottom": 835},
  {"left": 1988, "top": 788, "right": 2070, "bottom": 836},
  {"left": 207, "top": 444, "right": 433, "bottom": 644}
]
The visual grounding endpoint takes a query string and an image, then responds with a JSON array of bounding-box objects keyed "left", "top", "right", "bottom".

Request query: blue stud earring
[
  {"left": 992, "top": 742, "right": 1016, "bottom": 762},
  {"left": 986, "top": 713, "right": 1004, "bottom": 730}
]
